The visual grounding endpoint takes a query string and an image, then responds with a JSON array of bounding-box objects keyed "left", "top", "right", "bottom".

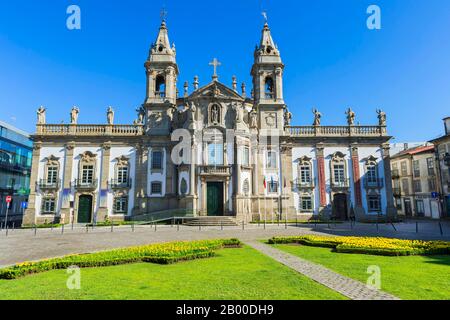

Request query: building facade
[
  {"left": 390, "top": 144, "right": 440, "bottom": 219},
  {"left": 430, "top": 117, "right": 450, "bottom": 218},
  {"left": 0, "top": 121, "right": 32, "bottom": 225},
  {"left": 23, "top": 21, "right": 396, "bottom": 226}
]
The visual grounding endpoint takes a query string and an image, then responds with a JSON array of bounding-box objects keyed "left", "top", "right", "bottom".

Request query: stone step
[{"left": 183, "top": 217, "right": 238, "bottom": 226}]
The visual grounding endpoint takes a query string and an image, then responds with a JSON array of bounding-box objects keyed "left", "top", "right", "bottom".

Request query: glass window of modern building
[{"left": 0, "top": 121, "right": 32, "bottom": 225}]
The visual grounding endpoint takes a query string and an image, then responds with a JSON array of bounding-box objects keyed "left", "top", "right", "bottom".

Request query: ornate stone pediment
[
  {"left": 364, "top": 155, "right": 378, "bottom": 165},
  {"left": 330, "top": 151, "right": 346, "bottom": 162},
  {"left": 296, "top": 155, "right": 312, "bottom": 165},
  {"left": 115, "top": 155, "right": 130, "bottom": 166},
  {"left": 79, "top": 151, "right": 97, "bottom": 163},
  {"left": 189, "top": 81, "right": 244, "bottom": 101},
  {"left": 44, "top": 155, "right": 60, "bottom": 166},
  {"left": 149, "top": 112, "right": 164, "bottom": 128}
]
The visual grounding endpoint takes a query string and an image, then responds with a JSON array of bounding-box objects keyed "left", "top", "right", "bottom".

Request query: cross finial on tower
[
  {"left": 262, "top": 11, "right": 268, "bottom": 23},
  {"left": 209, "top": 58, "right": 221, "bottom": 81},
  {"left": 160, "top": 7, "right": 168, "bottom": 22}
]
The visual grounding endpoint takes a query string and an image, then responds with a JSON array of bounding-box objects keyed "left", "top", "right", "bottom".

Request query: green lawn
[
  {"left": 0, "top": 246, "right": 346, "bottom": 300},
  {"left": 273, "top": 244, "right": 450, "bottom": 300}
]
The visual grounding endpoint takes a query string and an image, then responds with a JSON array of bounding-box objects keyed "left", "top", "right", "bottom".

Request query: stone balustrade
[
  {"left": 199, "top": 165, "right": 232, "bottom": 176},
  {"left": 36, "top": 124, "right": 144, "bottom": 136},
  {"left": 287, "top": 125, "right": 387, "bottom": 137}
]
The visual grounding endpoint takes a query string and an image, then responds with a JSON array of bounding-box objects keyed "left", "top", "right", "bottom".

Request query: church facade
[{"left": 23, "top": 21, "right": 397, "bottom": 226}]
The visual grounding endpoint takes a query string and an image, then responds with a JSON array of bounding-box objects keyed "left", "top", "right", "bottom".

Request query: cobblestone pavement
[
  {"left": 245, "top": 241, "right": 401, "bottom": 301},
  {"left": 0, "top": 220, "right": 449, "bottom": 268}
]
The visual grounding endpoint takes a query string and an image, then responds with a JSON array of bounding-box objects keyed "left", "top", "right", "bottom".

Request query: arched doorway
[
  {"left": 77, "top": 195, "right": 93, "bottom": 223},
  {"left": 333, "top": 193, "right": 348, "bottom": 220}
]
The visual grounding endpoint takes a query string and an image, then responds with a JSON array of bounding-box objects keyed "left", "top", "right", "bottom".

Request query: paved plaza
[{"left": 1, "top": 220, "right": 449, "bottom": 268}]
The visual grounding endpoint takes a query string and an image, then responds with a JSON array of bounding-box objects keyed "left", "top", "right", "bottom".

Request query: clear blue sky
[{"left": 0, "top": 0, "right": 449, "bottom": 142}]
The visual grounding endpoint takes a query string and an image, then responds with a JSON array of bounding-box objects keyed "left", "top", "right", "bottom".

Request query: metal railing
[
  {"left": 331, "top": 179, "right": 350, "bottom": 188},
  {"left": 292, "top": 179, "right": 315, "bottom": 190},
  {"left": 37, "top": 179, "right": 61, "bottom": 190},
  {"left": 363, "top": 177, "right": 384, "bottom": 189},
  {"left": 73, "top": 179, "right": 98, "bottom": 190},
  {"left": 109, "top": 179, "right": 132, "bottom": 189}
]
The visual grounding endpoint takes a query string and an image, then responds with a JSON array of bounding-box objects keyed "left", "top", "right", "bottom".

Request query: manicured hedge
[
  {"left": 0, "top": 239, "right": 241, "bottom": 280},
  {"left": 268, "top": 235, "right": 450, "bottom": 256}
]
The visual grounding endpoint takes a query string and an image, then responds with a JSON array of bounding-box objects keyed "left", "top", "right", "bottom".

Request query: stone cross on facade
[{"left": 209, "top": 58, "right": 221, "bottom": 81}]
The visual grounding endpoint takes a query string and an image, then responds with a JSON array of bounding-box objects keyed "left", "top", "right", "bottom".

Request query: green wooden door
[
  {"left": 207, "top": 182, "right": 224, "bottom": 216},
  {"left": 77, "top": 195, "right": 93, "bottom": 223}
]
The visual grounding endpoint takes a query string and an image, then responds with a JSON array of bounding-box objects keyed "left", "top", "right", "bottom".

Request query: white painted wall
[{"left": 35, "top": 146, "right": 66, "bottom": 217}]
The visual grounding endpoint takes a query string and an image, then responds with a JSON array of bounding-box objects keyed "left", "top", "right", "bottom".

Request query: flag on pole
[{"left": 263, "top": 176, "right": 267, "bottom": 189}]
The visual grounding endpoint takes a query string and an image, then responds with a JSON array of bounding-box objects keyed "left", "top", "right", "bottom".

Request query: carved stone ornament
[
  {"left": 115, "top": 155, "right": 130, "bottom": 166},
  {"left": 45, "top": 155, "right": 60, "bottom": 166},
  {"left": 149, "top": 112, "right": 163, "bottom": 128},
  {"left": 265, "top": 113, "right": 276, "bottom": 128},
  {"left": 330, "top": 151, "right": 346, "bottom": 162},
  {"left": 296, "top": 155, "right": 312, "bottom": 165},
  {"left": 65, "top": 142, "right": 76, "bottom": 151},
  {"left": 79, "top": 151, "right": 97, "bottom": 163}
]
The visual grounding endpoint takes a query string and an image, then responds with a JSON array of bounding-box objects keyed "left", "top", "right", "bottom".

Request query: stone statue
[
  {"left": 377, "top": 109, "right": 387, "bottom": 126},
  {"left": 250, "top": 110, "right": 258, "bottom": 128},
  {"left": 107, "top": 106, "right": 114, "bottom": 125},
  {"left": 233, "top": 103, "right": 243, "bottom": 123},
  {"left": 346, "top": 108, "right": 356, "bottom": 126},
  {"left": 190, "top": 102, "right": 197, "bottom": 121},
  {"left": 312, "top": 108, "right": 322, "bottom": 126},
  {"left": 134, "top": 106, "right": 145, "bottom": 125},
  {"left": 70, "top": 106, "right": 79, "bottom": 125},
  {"left": 211, "top": 104, "right": 220, "bottom": 123},
  {"left": 37, "top": 106, "right": 46, "bottom": 124},
  {"left": 284, "top": 107, "right": 292, "bottom": 127}
]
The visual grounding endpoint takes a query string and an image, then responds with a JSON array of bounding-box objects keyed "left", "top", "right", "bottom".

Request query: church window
[
  {"left": 267, "top": 151, "right": 277, "bottom": 169},
  {"left": 368, "top": 195, "right": 381, "bottom": 212},
  {"left": 268, "top": 179, "right": 279, "bottom": 193},
  {"left": 265, "top": 77, "right": 274, "bottom": 99},
  {"left": 152, "top": 151, "right": 163, "bottom": 170},
  {"left": 208, "top": 143, "right": 224, "bottom": 166},
  {"left": 114, "top": 197, "right": 128, "bottom": 214},
  {"left": 81, "top": 165, "right": 94, "bottom": 184},
  {"left": 300, "top": 196, "right": 313, "bottom": 212},
  {"left": 366, "top": 165, "right": 378, "bottom": 184},
  {"left": 117, "top": 166, "right": 129, "bottom": 184},
  {"left": 41, "top": 197, "right": 56, "bottom": 214},
  {"left": 151, "top": 182, "right": 162, "bottom": 195},
  {"left": 299, "top": 165, "right": 311, "bottom": 185},
  {"left": 46, "top": 166, "right": 59, "bottom": 185},
  {"left": 155, "top": 75, "right": 166, "bottom": 98}
]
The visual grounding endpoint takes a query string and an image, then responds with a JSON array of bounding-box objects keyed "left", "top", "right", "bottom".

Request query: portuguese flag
[{"left": 263, "top": 177, "right": 267, "bottom": 189}]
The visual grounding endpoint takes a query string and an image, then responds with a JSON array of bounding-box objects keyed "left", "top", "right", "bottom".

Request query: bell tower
[
  {"left": 251, "top": 22, "right": 285, "bottom": 132},
  {"left": 143, "top": 20, "right": 179, "bottom": 135}
]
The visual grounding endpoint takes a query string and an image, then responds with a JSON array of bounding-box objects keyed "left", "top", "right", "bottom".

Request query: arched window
[
  {"left": 155, "top": 75, "right": 166, "bottom": 98},
  {"left": 265, "top": 77, "right": 274, "bottom": 99},
  {"left": 180, "top": 178, "right": 188, "bottom": 195}
]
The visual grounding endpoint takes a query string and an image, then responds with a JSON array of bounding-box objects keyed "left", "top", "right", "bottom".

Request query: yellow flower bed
[
  {"left": 269, "top": 236, "right": 450, "bottom": 256},
  {"left": 0, "top": 239, "right": 241, "bottom": 280}
]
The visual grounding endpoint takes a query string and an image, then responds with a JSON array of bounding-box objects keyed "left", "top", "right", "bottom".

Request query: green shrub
[{"left": 0, "top": 239, "right": 241, "bottom": 280}]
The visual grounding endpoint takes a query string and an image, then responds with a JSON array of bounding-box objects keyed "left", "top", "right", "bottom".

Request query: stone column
[
  {"left": 97, "top": 142, "right": 111, "bottom": 222},
  {"left": 225, "top": 177, "right": 230, "bottom": 214},
  {"left": 275, "top": 67, "right": 283, "bottom": 101},
  {"left": 351, "top": 144, "right": 366, "bottom": 219},
  {"left": 381, "top": 143, "right": 398, "bottom": 220},
  {"left": 316, "top": 144, "right": 327, "bottom": 208},
  {"left": 60, "top": 142, "right": 75, "bottom": 224},
  {"left": 22, "top": 141, "right": 42, "bottom": 226},
  {"left": 132, "top": 144, "right": 148, "bottom": 215},
  {"left": 280, "top": 143, "right": 294, "bottom": 219}
]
